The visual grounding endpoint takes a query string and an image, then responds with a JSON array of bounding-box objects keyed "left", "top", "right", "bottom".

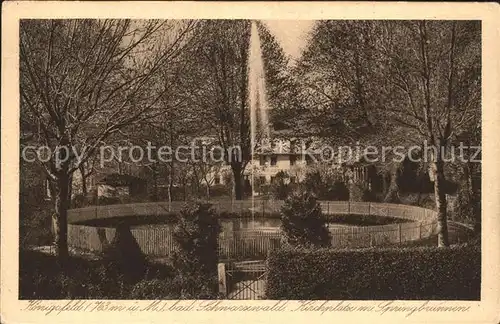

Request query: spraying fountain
[
  {"left": 249, "top": 22, "right": 271, "bottom": 142},
  {"left": 248, "top": 21, "right": 271, "bottom": 226}
]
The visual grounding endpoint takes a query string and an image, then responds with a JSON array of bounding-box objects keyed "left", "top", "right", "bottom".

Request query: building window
[
  {"left": 214, "top": 175, "right": 221, "bottom": 185},
  {"left": 290, "top": 155, "right": 296, "bottom": 166},
  {"left": 260, "top": 156, "right": 266, "bottom": 166},
  {"left": 270, "top": 155, "right": 277, "bottom": 166}
]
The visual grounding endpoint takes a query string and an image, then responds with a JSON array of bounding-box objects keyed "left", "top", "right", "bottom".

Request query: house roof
[{"left": 253, "top": 137, "right": 365, "bottom": 165}]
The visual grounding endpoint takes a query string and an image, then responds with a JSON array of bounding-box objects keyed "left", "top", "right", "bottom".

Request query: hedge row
[{"left": 265, "top": 241, "right": 480, "bottom": 300}]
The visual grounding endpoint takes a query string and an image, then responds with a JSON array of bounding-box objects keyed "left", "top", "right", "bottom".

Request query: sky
[{"left": 263, "top": 20, "right": 316, "bottom": 63}]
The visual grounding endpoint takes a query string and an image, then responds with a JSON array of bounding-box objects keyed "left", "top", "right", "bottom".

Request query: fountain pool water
[{"left": 130, "top": 218, "right": 359, "bottom": 235}]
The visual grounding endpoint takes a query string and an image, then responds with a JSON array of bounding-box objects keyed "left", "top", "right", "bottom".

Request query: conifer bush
[
  {"left": 171, "top": 201, "right": 221, "bottom": 297},
  {"left": 280, "top": 191, "right": 331, "bottom": 248}
]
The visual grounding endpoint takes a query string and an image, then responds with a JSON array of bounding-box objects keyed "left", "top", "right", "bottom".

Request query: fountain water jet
[
  {"left": 248, "top": 22, "right": 271, "bottom": 144},
  {"left": 248, "top": 21, "right": 271, "bottom": 226}
]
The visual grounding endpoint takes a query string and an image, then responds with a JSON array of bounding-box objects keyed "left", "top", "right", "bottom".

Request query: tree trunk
[
  {"left": 167, "top": 163, "right": 173, "bottom": 212},
  {"left": 182, "top": 178, "right": 187, "bottom": 201},
  {"left": 232, "top": 165, "right": 244, "bottom": 200},
  {"left": 205, "top": 180, "right": 211, "bottom": 199},
  {"left": 192, "top": 170, "right": 200, "bottom": 198},
  {"left": 152, "top": 144, "right": 158, "bottom": 201},
  {"left": 167, "top": 185, "right": 172, "bottom": 212},
  {"left": 469, "top": 162, "right": 481, "bottom": 235},
  {"left": 79, "top": 166, "right": 88, "bottom": 197},
  {"left": 81, "top": 174, "right": 87, "bottom": 197},
  {"left": 52, "top": 173, "right": 70, "bottom": 260},
  {"left": 381, "top": 172, "right": 388, "bottom": 194},
  {"left": 68, "top": 176, "right": 73, "bottom": 202},
  {"left": 433, "top": 157, "right": 450, "bottom": 247},
  {"left": 384, "top": 163, "right": 400, "bottom": 203},
  {"left": 464, "top": 163, "right": 471, "bottom": 196},
  {"left": 152, "top": 163, "right": 158, "bottom": 202}
]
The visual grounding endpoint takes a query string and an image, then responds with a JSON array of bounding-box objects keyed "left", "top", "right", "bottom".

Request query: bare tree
[
  {"left": 20, "top": 19, "right": 197, "bottom": 259},
  {"left": 291, "top": 20, "right": 480, "bottom": 247},
  {"left": 377, "top": 21, "right": 481, "bottom": 246},
  {"left": 183, "top": 20, "right": 252, "bottom": 200}
]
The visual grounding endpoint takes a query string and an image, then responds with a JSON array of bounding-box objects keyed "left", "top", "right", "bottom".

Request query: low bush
[
  {"left": 301, "top": 168, "right": 350, "bottom": 200},
  {"left": 209, "top": 184, "right": 231, "bottom": 198},
  {"left": 71, "top": 194, "right": 88, "bottom": 208},
  {"left": 97, "top": 196, "right": 121, "bottom": 205},
  {"left": 327, "top": 181, "right": 350, "bottom": 200},
  {"left": 348, "top": 182, "right": 375, "bottom": 202},
  {"left": 217, "top": 211, "right": 282, "bottom": 219},
  {"left": 19, "top": 250, "right": 129, "bottom": 299},
  {"left": 265, "top": 241, "right": 480, "bottom": 300},
  {"left": 398, "top": 192, "right": 435, "bottom": 210},
  {"left": 270, "top": 171, "right": 292, "bottom": 200},
  {"left": 130, "top": 278, "right": 180, "bottom": 299},
  {"left": 258, "top": 184, "right": 271, "bottom": 196},
  {"left": 19, "top": 200, "right": 53, "bottom": 248},
  {"left": 19, "top": 250, "right": 180, "bottom": 299},
  {"left": 452, "top": 188, "right": 480, "bottom": 226}
]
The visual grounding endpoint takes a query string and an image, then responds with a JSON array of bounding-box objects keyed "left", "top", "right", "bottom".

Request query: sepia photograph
[
  {"left": 2, "top": 2, "right": 500, "bottom": 323},
  {"left": 17, "top": 17, "right": 482, "bottom": 301}
]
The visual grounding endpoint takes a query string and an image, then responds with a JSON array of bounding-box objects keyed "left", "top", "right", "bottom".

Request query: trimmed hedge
[{"left": 265, "top": 241, "right": 480, "bottom": 300}]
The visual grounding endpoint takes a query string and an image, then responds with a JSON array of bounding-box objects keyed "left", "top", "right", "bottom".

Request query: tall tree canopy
[
  {"left": 291, "top": 20, "right": 481, "bottom": 246},
  {"left": 184, "top": 20, "right": 292, "bottom": 199}
]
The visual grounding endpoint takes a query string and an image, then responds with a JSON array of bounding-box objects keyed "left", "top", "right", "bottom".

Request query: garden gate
[{"left": 219, "top": 261, "right": 267, "bottom": 300}]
